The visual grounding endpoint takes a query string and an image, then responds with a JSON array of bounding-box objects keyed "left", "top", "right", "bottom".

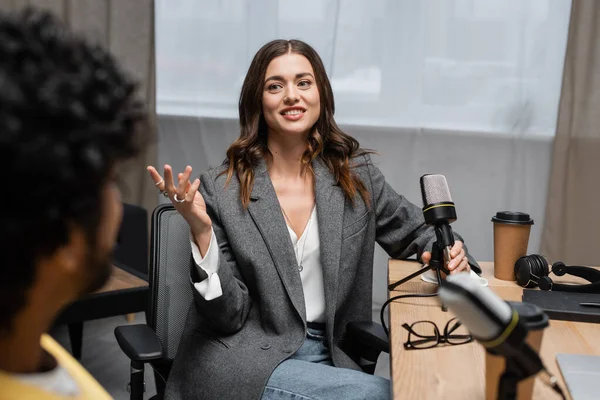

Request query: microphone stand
[
  {"left": 495, "top": 337, "right": 564, "bottom": 400},
  {"left": 497, "top": 359, "right": 525, "bottom": 400},
  {"left": 388, "top": 226, "right": 450, "bottom": 312}
]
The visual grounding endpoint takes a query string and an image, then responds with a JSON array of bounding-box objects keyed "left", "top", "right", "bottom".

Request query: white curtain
[
  {"left": 157, "top": 0, "right": 570, "bottom": 136},
  {"left": 155, "top": 0, "right": 571, "bottom": 323}
]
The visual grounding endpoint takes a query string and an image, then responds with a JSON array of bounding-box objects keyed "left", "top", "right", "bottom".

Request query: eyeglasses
[{"left": 402, "top": 318, "right": 473, "bottom": 350}]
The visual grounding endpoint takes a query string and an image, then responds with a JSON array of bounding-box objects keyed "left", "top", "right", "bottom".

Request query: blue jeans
[{"left": 262, "top": 327, "right": 391, "bottom": 400}]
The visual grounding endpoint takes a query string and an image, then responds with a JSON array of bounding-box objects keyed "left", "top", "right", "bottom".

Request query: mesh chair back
[{"left": 148, "top": 204, "right": 194, "bottom": 361}]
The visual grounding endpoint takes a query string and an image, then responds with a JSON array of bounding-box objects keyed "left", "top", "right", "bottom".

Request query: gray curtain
[
  {"left": 0, "top": 0, "right": 158, "bottom": 214},
  {"left": 541, "top": 0, "right": 600, "bottom": 265}
]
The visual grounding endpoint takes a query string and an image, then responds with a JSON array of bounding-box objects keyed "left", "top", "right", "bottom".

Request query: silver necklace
[{"left": 281, "top": 204, "right": 315, "bottom": 272}]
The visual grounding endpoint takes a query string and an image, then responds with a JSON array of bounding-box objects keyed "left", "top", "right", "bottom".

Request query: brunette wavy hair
[{"left": 225, "top": 39, "right": 373, "bottom": 208}]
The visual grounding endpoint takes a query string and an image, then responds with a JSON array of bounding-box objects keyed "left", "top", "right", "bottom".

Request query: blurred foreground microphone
[
  {"left": 439, "top": 273, "right": 564, "bottom": 399},
  {"left": 420, "top": 174, "right": 456, "bottom": 267}
]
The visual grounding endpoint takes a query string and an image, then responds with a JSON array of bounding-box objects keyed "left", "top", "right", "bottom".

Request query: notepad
[
  {"left": 556, "top": 354, "right": 600, "bottom": 400},
  {"left": 522, "top": 289, "right": 600, "bottom": 324}
]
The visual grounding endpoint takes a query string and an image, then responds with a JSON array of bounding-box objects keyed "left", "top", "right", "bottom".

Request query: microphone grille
[{"left": 420, "top": 174, "right": 453, "bottom": 206}]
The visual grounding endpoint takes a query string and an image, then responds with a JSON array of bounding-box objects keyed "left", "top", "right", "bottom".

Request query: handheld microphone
[
  {"left": 420, "top": 174, "right": 456, "bottom": 268},
  {"left": 439, "top": 273, "right": 564, "bottom": 398}
]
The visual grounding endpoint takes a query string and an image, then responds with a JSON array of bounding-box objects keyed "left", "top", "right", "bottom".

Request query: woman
[{"left": 148, "top": 39, "right": 476, "bottom": 400}]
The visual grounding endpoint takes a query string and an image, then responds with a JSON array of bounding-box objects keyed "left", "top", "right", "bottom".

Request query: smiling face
[{"left": 261, "top": 52, "right": 321, "bottom": 140}]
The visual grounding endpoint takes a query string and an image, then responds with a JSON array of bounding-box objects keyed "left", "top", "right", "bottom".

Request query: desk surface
[
  {"left": 55, "top": 265, "right": 148, "bottom": 326},
  {"left": 93, "top": 265, "right": 148, "bottom": 294},
  {"left": 388, "top": 260, "right": 600, "bottom": 400}
]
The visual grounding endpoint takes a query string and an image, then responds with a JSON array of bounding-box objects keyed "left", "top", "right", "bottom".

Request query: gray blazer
[{"left": 165, "top": 154, "right": 478, "bottom": 400}]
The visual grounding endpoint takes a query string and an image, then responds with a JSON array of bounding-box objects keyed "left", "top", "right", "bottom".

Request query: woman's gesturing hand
[{"left": 147, "top": 164, "right": 212, "bottom": 238}]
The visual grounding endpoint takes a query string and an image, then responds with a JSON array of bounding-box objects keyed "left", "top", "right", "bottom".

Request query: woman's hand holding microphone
[{"left": 147, "top": 164, "right": 212, "bottom": 256}]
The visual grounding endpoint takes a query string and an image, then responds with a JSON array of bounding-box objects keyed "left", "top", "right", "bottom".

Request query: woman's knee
[{"left": 342, "top": 374, "right": 391, "bottom": 400}]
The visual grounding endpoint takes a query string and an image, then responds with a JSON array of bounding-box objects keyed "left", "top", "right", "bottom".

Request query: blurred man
[{"left": 0, "top": 8, "right": 146, "bottom": 399}]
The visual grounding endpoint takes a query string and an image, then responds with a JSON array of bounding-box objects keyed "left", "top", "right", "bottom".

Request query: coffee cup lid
[
  {"left": 507, "top": 301, "right": 549, "bottom": 330},
  {"left": 492, "top": 211, "right": 534, "bottom": 225}
]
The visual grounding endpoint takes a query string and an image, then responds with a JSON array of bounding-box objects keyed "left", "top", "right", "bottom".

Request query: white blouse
[{"left": 190, "top": 207, "right": 326, "bottom": 323}]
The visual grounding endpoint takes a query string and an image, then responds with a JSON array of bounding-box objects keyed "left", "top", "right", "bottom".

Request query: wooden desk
[
  {"left": 388, "top": 260, "right": 600, "bottom": 400},
  {"left": 54, "top": 265, "right": 148, "bottom": 359}
]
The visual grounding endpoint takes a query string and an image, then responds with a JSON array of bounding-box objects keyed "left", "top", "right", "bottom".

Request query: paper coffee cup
[
  {"left": 485, "top": 302, "right": 549, "bottom": 400},
  {"left": 492, "top": 212, "right": 534, "bottom": 281}
]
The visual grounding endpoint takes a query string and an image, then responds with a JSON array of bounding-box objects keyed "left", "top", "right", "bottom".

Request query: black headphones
[{"left": 514, "top": 254, "right": 600, "bottom": 293}]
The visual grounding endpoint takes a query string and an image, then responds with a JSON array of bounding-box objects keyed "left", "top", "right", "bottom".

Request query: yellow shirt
[{"left": 0, "top": 334, "right": 112, "bottom": 400}]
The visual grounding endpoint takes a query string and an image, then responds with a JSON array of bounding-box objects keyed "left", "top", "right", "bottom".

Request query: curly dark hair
[{"left": 0, "top": 9, "right": 146, "bottom": 332}]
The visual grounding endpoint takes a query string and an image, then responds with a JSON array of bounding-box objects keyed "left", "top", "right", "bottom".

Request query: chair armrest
[
  {"left": 346, "top": 321, "right": 390, "bottom": 354},
  {"left": 114, "top": 324, "right": 163, "bottom": 362}
]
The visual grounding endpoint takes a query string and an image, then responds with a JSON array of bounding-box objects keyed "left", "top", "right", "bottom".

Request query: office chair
[
  {"left": 114, "top": 204, "right": 389, "bottom": 400},
  {"left": 114, "top": 203, "right": 149, "bottom": 280}
]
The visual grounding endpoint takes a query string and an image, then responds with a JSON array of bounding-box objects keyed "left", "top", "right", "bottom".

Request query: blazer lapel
[
  {"left": 313, "top": 158, "right": 344, "bottom": 339},
  {"left": 247, "top": 159, "right": 307, "bottom": 322}
]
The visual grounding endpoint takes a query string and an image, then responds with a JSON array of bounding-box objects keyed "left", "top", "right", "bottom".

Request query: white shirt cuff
[{"left": 190, "top": 228, "right": 223, "bottom": 300}]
